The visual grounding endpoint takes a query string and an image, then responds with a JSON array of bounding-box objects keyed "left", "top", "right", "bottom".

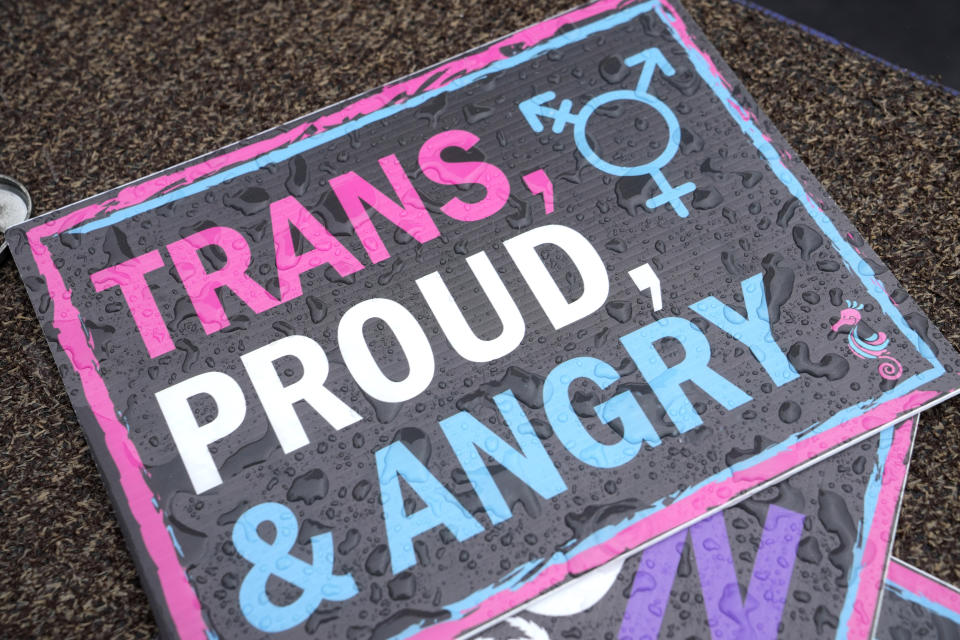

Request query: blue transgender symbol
[{"left": 519, "top": 47, "right": 695, "bottom": 217}]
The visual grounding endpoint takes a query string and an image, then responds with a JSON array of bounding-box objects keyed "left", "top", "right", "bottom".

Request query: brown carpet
[{"left": 0, "top": 0, "right": 958, "bottom": 636}]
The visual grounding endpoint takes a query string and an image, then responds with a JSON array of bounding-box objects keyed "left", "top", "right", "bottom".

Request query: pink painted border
[
  {"left": 26, "top": 221, "right": 209, "bottom": 636},
  {"left": 14, "top": 1, "right": 950, "bottom": 638},
  {"left": 888, "top": 558, "right": 960, "bottom": 615},
  {"left": 845, "top": 418, "right": 917, "bottom": 639}
]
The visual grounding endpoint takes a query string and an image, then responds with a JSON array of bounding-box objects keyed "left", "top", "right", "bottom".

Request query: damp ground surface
[{"left": 0, "top": 0, "right": 957, "bottom": 637}]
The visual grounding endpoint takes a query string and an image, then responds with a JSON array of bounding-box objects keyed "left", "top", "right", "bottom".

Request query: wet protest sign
[
  {"left": 7, "top": 0, "right": 960, "bottom": 637},
  {"left": 879, "top": 558, "right": 960, "bottom": 639},
  {"left": 480, "top": 417, "right": 916, "bottom": 640}
]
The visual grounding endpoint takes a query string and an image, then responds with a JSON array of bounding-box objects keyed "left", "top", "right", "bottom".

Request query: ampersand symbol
[{"left": 233, "top": 502, "right": 358, "bottom": 632}]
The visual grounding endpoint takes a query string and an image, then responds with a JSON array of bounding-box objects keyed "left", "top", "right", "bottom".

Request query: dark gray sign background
[{"left": 8, "top": 1, "right": 960, "bottom": 638}]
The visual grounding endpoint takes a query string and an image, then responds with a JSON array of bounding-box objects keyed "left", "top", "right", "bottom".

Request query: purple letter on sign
[
  {"left": 620, "top": 505, "right": 804, "bottom": 640},
  {"left": 619, "top": 529, "right": 688, "bottom": 640}
]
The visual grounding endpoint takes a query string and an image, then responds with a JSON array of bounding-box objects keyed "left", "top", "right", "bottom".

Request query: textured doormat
[{"left": 0, "top": 0, "right": 958, "bottom": 637}]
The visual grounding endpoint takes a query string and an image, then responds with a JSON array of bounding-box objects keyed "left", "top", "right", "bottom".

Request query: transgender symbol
[
  {"left": 518, "top": 47, "right": 695, "bottom": 217},
  {"left": 233, "top": 502, "right": 358, "bottom": 632}
]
